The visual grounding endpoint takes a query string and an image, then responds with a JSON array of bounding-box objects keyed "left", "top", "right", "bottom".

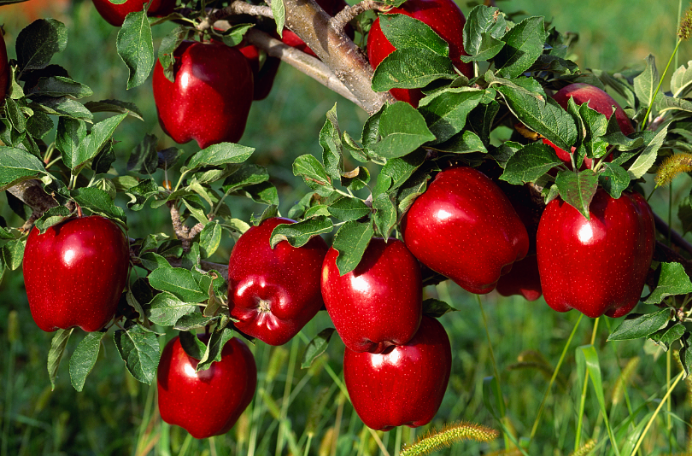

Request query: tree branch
[
  {"left": 653, "top": 211, "right": 692, "bottom": 257},
  {"left": 330, "top": 0, "right": 386, "bottom": 32},
  {"left": 197, "top": 1, "right": 274, "bottom": 31}
]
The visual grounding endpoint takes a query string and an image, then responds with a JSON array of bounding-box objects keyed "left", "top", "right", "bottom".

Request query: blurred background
[{"left": 1, "top": 0, "right": 691, "bottom": 455}]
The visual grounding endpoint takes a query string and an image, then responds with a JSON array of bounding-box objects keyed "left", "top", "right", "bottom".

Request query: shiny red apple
[
  {"left": 239, "top": 44, "right": 281, "bottom": 101},
  {"left": 157, "top": 335, "right": 257, "bottom": 439},
  {"left": 343, "top": 316, "right": 451, "bottom": 431},
  {"left": 544, "top": 83, "right": 635, "bottom": 169},
  {"left": 91, "top": 0, "right": 176, "bottom": 27},
  {"left": 22, "top": 216, "right": 130, "bottom": 332},
  {"left": 321, "top": 238, "right": 422, "bottom": 353},
  {"left": 536, "top": 189, "right": 655, "bottom": 318},
  {"left": 496, "top": 254, "right": 542, "bottom": 301},
  {"left": 228, "top": 217, "right": 328, "bottom": 346},
  {"left": 401, "top": 166, "right": 529, "bottom": 294},
  {"left": 153, "top": 40, "right": 253, "bottom": 149},
  {"left": 367, "top": 0, "right": 473, "bottom": 107}
]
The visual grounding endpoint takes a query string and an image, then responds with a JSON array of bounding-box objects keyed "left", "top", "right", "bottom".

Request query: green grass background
[{"left": 1, "top": 0, "right": 691, "bottom": 455}]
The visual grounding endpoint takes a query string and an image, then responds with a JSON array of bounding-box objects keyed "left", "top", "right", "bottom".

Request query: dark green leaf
[
  {"left": 293, "top": 154, "right": 333, "bottom": 191},
  {"left": 649, "top": 323, "right": 686, "bottom": 351},
  {"left": 244, "top": 182, "right": 279, "bottom": 205},
  {"left": 179, "top": 331, "right": 207, "bottom": 360},
  {"left": 222, "top": 163, "right": 270, "bottom": 192},
  {"left": 371, "top": 48, "right": 456, "bottom": 92},
  {"left": 494, "top": 17, "right": 546, "bottom": 78},
  {"left": 47, "top": 328, "right": 73, "bottom": 391},
  {"left": 467, "top": 100, "right": 500, "bottom": 147},
  {"left": 197, "top": 327, "right": 235, "bottom": 372},
  {"left": 16, "top": 19, "right": 67, "bottom": 71},
  {"left": 127, "top": 133, "right": 158, "bottom": 174},
  {"left": 56, "top": 117, "right": 86, "bottom": 167},
  {"left": 607, "top": 309, "right": 671, "bottom": 341},
  {"left": 419, "top": 88, "right": 484, "bottom": 143},
  {"left": 69, "top": 332, "right": 104, "bottom": 392},
  {"left": 328, "top": 197, "right": 371, "bottom": 222},
  {"left": 301, "top": 328, "right": 336, "bottom": 369},
  {"left": 35, "top": 206, "right": 71, "bottom": 233},
  {"left": 2, "top": 237, "right": 26, "bottom": 270},
  {"left": 555, "top": 169, "right": 599, "bottom": 219},
  {"left": 200, "top": 222, "right": 222, "bottom": 257},
  {"left": 598, "top": 163, "right": 630, "bottom": 199},
  {"left": 71, "top": 187, "right": 125, "bottom": 222},
  {"left": 220, "top": 23, "right": 255, "bottom": 47},
  {"left": 32, "top": 96, "right": 93, "bottom": 121},
  {"left": 320, "top": 104, "right": 344, "bottom": 183},
  {"left": 501, "top": 142, "right": 562, "bottom": 185},
  {"left": 644, "top": 262, "right": 692, "bottom": 304},
  {"left": 628, "top": 125, "right": 667, "bottom": 179},
  {"left": 125, "top": 178, "right": 158, "bottom": 211},
  {"left": 26, "top": 111, "right": 53, "bottom": 139},
  {"left": 174, "top": 313, "right": 220, "bottom": 331},
  {"left": 32, "top": 76, "right": 93, "bottom": 98},
  {"left": 379, "top": 149, "right": 426, "bottom": 191},
  {"left": 91, "top": 140, "right": 116, "bottom": 174},
  {"left": 0, "top": 146, "right": 46, "bottom": 192},
  {"left": 372, "top": 193, "right": 396, "bottom": 239},
  {"left": 73, "top": 113, "right": 128, "bottom": 170},
  {"left": 269, "top": 216, "right": 333, "bottom": 248},
  {"left": 84, "top": 99, "right": 144, "bottom": 121},
  {"left": 332, "top": 221, "right": 374, "bottom": 276},
  {"left": 185, "top": 143, "right": 255, "bottom": 172},
  {"left": 148, "top": 267, "right": 208, "bottom": 303},
  {"left": 379, "top": 14, "right": 449, "bottom": 56},
  {"left": 633, "top": 55, "right": 659, "bottom": 111},
  {"left": 422, "top": 298, "right": 459, "bottom": 318},
  {"left": 435, "top": 130, "right": 487, "bottom": 154},
  {"left": 462, "top": 5, "right": 507, "bottom": 58},
  {"left": 373, "top": 102, "right": 435, "bottom": 158},
  {"left": 147, "top": 292, "right": 197, "bottom": 326},
  {"left": 116, "top": 10, "right": 154, "bottom": 89},
  {"left": 5, "top": 98, "right": 26, "bottom": 133},
  {"left": 113, "top": 325, "right": 160, "bottom": 384}
]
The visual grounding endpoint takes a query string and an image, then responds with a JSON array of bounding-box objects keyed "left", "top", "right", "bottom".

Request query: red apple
[
  {"left": 0, "top": 30, "right": 9, "bottom": 102},
  {"left": 343, "top": 316, "right": 451, "bottom": 431},
  {"left": 367, "top": 0, "right": 473, "bottom": 107},
  {"left": 281, "top": 0, "right": 351, "bottom": 57},
  {"left": 401, "top": 166, "right": 529, "bottom": 295},
  {"left": 228, "top": 217, "right": 328, "bottom": 346},
  {"left": 153, "top": 40, "right": 253, "bottom": 149},
  {"left": 321, "top": 238, "right": 422, "bottom": 353},
  {"left": 496, "top": 254, "right": 542, "bottom": 301},
  {"left": 536, "top": 189, "right": 655, "bottom": 318},
  {"left": 157, "top": 335, "right": 257, "bottom": 439},
  {"left": 91, "top": 0, "right": 176, "bottom": 27},
  {"left": 22, "top": 216, "right": 130, "bottom": 332},
  {"left": 544, "top": 83, "right": 635, "bottom": 169},
  {"left": 238, "top": 44, "right": 281, "bottom": 101}
]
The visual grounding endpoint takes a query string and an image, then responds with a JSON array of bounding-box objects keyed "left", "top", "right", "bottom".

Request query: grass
[{"left": 1, "top": 0, "right": 692, "bottom": 454}]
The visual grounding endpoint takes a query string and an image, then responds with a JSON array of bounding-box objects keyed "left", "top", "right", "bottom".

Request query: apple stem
[{"left": 76, "top": 204, "right": 83, "bottom": 218}]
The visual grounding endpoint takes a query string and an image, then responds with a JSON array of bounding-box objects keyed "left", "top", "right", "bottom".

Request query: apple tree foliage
[{"left": 1, "top": 0, "right": 692, "bottom": 394}]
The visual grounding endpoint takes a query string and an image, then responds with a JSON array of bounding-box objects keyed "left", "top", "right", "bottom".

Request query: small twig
[
  {"left": 197, "top": 2, "right": 274, "bottom": 31},
  {"left": 330, "top": 0, "right": 386, "bottom": 32},
  {"left": 168, "top": 201, "right": 189, "bottom": 238},
  {"left": 188, "top": 223, "right": 205, "bottom": 240}
]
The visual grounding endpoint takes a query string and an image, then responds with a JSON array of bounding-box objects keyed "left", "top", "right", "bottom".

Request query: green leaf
[
  {"left": 331, "top": 221, "right": 374, "bottom": 276},
  {"left": 633, "top": 55, "right": 659, "bottom": 110},
  {"left": 148, "top": 267, "right": 208, "bottom": 303},
  {"left": 185, "top": 143, "right": 255, "bottom": 172},
  {"left": 462, "top": 5, "right": 507, "bottom": 58},
  {"left": 127, "top": 133, "right": 158, "bottom": 174},
  {"left": 179, "top": 331, "right": 207, "bottom": 360},
  {"left": 32, "top": 76, "right": 93, "bottom": 98},
  {"left": 222, "top": 163, "right": 270, "bottom": 192},
  {"left": 301, "top": 328, "right": 336, "bottom": 369},
  {"left": 649, "top": 323, "right": 686, "bottom": 351},
  {"left": 220, "top": 23, "right": 255, "bottom": 47},
  {"left": 422, "top": 298, "right": 458, "bottom": 318},
  {"left": 26, "top": 111, "right": 54, "bottom": 139},
  {"left": 671, "top": 60, "right": 692, "bottom": 98},
  {"left": 272, "top": 0, "right": 286, "bottom": 37},
  {"left": 71, "top": 187, "right": 125, "bottom": 222},
  {"left": 379, "top": 149, "right": 426, "bottom": 191},
  {"left": 16, "top": 19, "right": 67, "bottom": 71},
  {"left": 116, "top": 10, "right": 154, "bottom": 89},
  {"left": 379, "top": 14, "right": 449, "bottom": 56},
  {"left": 174, "top": 313, "right": 220, "bottom": 331},
  {"left": 73, "top": 113, "right": 128, "bottom": 170},
  {"left": 2, "top": 238, "right": 26, "bottom": 270},
  {"left": 574, "top": 345, "right": 608, "bottom": 435},
  {"left": 435, "top": 130, "right": 488, "bottom": 154},
  {"left": 56, "top": 117, "right": 86, "bottom": 169},
  {"left": 196, "top": 327, "right": 235, "bottom": 372},
  {"left": 598, "top": 163, "right": 630, "bottom": 199},
  {"left": 644, "top": 262, "right": 692, "bottom": 304},
  {"left": 500, "top": 142, "right": 562, "bottom": 185},
  {"left": 328, "top": 197, "right": 371, "bottom": 222},
  {"left": 69, "top": 332, "right": 104, "bottom": 392},
  {"left": 32, "top": 96, "right": 93, "bottom": 121},
  {"left": 293, "top": 154, "right": 333, "bottom": 191},
  {"left": 269, "top": 216, "right": 333, "bottom": 248},
  {"left": 244, "top": 182, "right": 279, "bottom": 205},
  {"left": 607, "top": 309, "right": 671, "bottom": 341},
  {"left": 34, "top": 206, "right": 71, "bottom": 233},
  {"left": 125, "top": 178, "right": 158, "bottom": 211},
  {"left": 84, "top": 99, "right": 144, "bottom": 121},
  {"left": 47, "top": 328, "right": 73, "bottom": 391},
  {"left": 494, "top": 17, "right": 546, "bottom": 79},
  {"left": 495, "top": 82, "right": 577, "bottom": 152},
  {"left": 628, "top": 125, "right": 667, "bottom": 179},
  {"left": 113, "top": 325, "right": 160, "bottom": 385},
  {"left": 555, "top": 169, "right": 599, "bottom": 219},
  {"left": 372, "top": 193, "right": 396, "bottom": 239},
  {"left": 373, "top": 102, "right": 436, "bottom": 159},
  {"left": 419, "top": 88, "right": 484, "bottom": 143},
  {"left": 200, "top": 222, "right": 222, "bottom": 257},
  {"left": 0, "top": 146, "right": 46, "bottom": 191},
  {"left": 319, "top": 104, "right": 344, "bottom": 183},
  {"left": 371, "top": 48, "right": 456, "bottom": 92},
  {"left": 5, "top": 98, "right": 26, "bottom": 133},
  {"left": 147, "top": 292, "right": 197, "bottom": 326}
]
